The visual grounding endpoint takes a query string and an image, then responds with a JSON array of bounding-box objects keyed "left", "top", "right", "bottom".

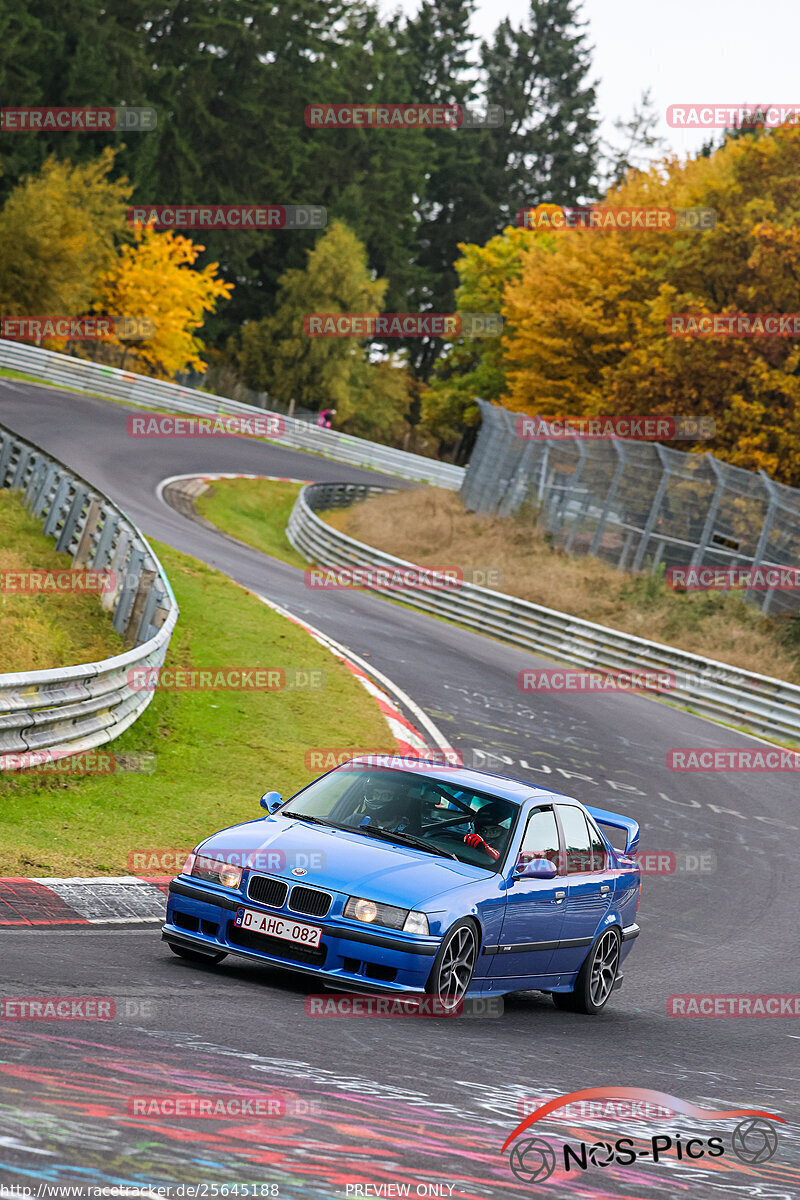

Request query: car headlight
[
  {"left": 402, "top": 911, "right": 429, "bottom": 935},
  {"left": 190, "top": 855, "right": 243, "bottom": 890},
  {"left": 344, "top": 896, "right": 428, "bottom": 935}
]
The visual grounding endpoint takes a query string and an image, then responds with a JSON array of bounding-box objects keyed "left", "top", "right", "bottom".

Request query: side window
[
  {"left": 520, "top": 808, "right": 561, "bottom": 868},
  {"left": 587, "top": 818, "right": 606, "bottom": 872},
  {"left": 556, "top": 805, "right": 592, "bottom": 874}
]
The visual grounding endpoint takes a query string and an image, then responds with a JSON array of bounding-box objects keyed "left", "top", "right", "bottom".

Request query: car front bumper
[{"left": 164, "top": 878, "right": 441, "bottom": 994}]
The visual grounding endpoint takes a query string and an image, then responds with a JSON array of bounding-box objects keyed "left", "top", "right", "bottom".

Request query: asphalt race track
[{"left": 0, "top": 380, "right": 798, "bottom": 1198}]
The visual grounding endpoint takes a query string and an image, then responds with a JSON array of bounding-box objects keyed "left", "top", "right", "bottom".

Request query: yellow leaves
[
  {"left": 92, "top": 225, "right": 232, "bottom": 377},
  {"left": 486, "top": 121, "right": 800, "bottom": 482},
  {"left": 0, "top": 150, "right": 130, "bottom": 316},
  {"left": 0, "top": 151, "right": 231, "bottom": 379}
]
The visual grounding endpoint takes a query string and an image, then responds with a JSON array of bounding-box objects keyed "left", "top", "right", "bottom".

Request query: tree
[
  {"left": 235, "top": 220, "right": 385, "bottom": 408},
  {"left": 421, "top": 225, "right": 543, "bottom": 454},
  {"left": 499, "top": 120, "right": 800, "bottom": 483},
  {"left": 91, "top": 225, "right": 233, "bottom": 376},
  {"left": 601, "top": 88, "right": 669, "bottom": 189},
  {"left": 0, "top": 0, "right": 152, "bottom": 205},
  {"left": 397, "top": 0, "right": 599, "bottom": 384},
  {"left": 0, "top": 150, "right": 130, "bottom": 316}
]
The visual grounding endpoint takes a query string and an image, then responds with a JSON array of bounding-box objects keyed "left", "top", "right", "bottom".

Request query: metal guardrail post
[
  {"left": 124, "top": 568, "right": 156, "bottom": 647},
  {"left": 32, "top": 463, "right": 59, "bottom": 518},
  {"left": 0, "top": 432, "right": 12, "bottom": 486},
  {"left": 689, "top": 455, "right": 725, "bottom": 568},
  {"left": 56, "top": 485, "right": 88, "bottom": 553},
  {"left": 43, "top": 476, "right": 71, "bottom": 537},
  {"left": 102, "top": 530, "right": 131, "bottom": 612},
  {"left": 589, "top": 440, "right": 627, "bottom": 555},
  {"left": 113, "top": 546, "right": 144, "bottom": 633},
  {"left": 748, "top": 473, "right": 779, "bottom": 614},
  {"left": 73, "top": 497, "right": 102, "bottom": 567},
  {"left": 563, "top": 443, "right": 590, "bottom": 551},
  {"left": 12, "top": 446, "right": 32, "bottom": 488},
  {"left": 631, "top": 446, "right": 672, "bottom": 572},
  {"left": 92, "top": 510, "right": 119, "bottom": 570}
]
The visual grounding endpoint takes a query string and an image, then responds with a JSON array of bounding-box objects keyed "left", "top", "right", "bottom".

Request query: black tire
[
  {"left": 168, "top": 942, "right": 227, "bottom": 965},
  {"left": 425, "top": 919, "right": 479, "bottom": 1012},
  {"left": 552, "top": 928, "right": 621, "bottom": 1015}
]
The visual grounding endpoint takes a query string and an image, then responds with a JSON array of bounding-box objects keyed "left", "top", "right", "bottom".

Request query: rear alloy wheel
[
  {"left": 426, "top": 920, "right": 478, "bottom": 1012},
  {"left": 553, "top": 928, "right": 620, "bottom": 1015},
  {"left": 168, "top": 942, "right": 227, "bottom": 965}
]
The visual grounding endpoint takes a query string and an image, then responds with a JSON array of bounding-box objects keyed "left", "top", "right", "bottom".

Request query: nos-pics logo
[{"left": 502, "top": 1088, "right": 783, "bottom": 1184}]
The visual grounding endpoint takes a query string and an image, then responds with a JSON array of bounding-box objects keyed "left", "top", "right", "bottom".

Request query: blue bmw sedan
[{"left": 162, "top": 757, "right": 642, "bottom": 1014}]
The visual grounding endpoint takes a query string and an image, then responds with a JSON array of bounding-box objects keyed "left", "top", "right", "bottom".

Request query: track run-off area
[{"left": 0, "top": 379, "right": 797, "bottom": 1199}]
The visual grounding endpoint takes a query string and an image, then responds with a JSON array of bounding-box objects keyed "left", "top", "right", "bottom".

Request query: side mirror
[
  {"left": 260, "top": 790, "right": 283, "bottom": 814},
  {"left": 513, "top": 856, "right": 557, "bottom": 880}
]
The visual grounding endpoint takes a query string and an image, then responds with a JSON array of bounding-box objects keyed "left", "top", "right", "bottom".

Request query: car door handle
[
  {"left": 555, "top": 890, "right": 566, "bottom": 899},
  {"left": 600, "top": 885, "right": 610, "bottom": 893}
]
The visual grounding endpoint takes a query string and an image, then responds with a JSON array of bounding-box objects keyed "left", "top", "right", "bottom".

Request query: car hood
[{"left": 197, "top": 816, "right": 490, "bottom": 908}]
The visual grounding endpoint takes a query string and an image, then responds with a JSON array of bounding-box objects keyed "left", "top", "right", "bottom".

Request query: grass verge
[
  {"left": 0, "top": 538, "right": 395, "bottom": 875},
  {"left": 195, "top": 477, "right": 306, "bottom": 568},
  {"left": 0, "top": 488, "right": 124, "bottom": 672}
]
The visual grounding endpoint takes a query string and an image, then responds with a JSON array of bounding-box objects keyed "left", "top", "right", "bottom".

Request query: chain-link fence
[{"left": 461, "top": 400, "right": 800, "bottom": 617}]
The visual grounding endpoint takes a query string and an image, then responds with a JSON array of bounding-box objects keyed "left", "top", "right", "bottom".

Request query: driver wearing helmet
[{"left": 463, "top": 800, "right": 510, "bottom": 861}]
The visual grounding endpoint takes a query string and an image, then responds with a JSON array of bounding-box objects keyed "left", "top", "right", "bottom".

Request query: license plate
[{"left": 234, "top": 906, "right": 322, "bottom": 948}]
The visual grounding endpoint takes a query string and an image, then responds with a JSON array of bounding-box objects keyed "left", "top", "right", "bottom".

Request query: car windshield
[{"left": 282, "top": 766, "right": 518, "bottom": 869}]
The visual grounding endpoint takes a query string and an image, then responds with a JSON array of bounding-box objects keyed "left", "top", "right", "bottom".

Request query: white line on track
[{"left": 257, "top": 592, "right": 451, "bottom": 753}]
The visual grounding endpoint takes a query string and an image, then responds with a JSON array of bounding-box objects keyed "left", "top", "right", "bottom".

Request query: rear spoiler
[{"left": 586, "top": 805, "right": 639, "bottom": 855}]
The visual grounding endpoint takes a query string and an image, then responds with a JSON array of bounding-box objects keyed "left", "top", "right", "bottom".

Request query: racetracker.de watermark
[
  {"left": 305, "top": 103, "right": 503, "bottom": 128},
  {"left": 518, "top": 205, "right": 716, "bottom": 231},
  {"left": 518, "top": 668, "right": 676, "bottom": 694},
  {"left": 667, "top": 104, "right": 800, "bottom": 127},
  {"left": 305, "top": 995, "right": 503, "bottom": 1018},
  {"left": 1, "top": 995, "right": 166, "bottom": 1022},
  {"left": 0, "top": 750, "right": 155, "bottom": 775},
  {"left": 667, "top": 566, "right": 800, "bottom": 591},
  {"left": 127, "top": 1093, "right": 317, "bottom": 1118},
  {"left": 0, "top": 316, "right": 155, "bottom": 341},
  {"left": 305, "top": 566, "right": 462, "bottom": 590},
  {"left": 668, "top": 313, "right": 800, "bottom": 337},
  {"left": 668, "top": 748, "right": 800, "bottom": 771},
  {"left": 515, "top": 415, "right": 715, "bottom": 440},
  {"left": 517, "top": 1097, "right": 676, "bottom": 1120},
  {"left": 304, "top": 313, "right": 502, "bottom": 337},
  {"left": 127, "top": 667, "right": 325, "bottom": 691},
  {"left": 668, "top": 994, "right": 800, "bottom": 1016},
  {"left": 126, "top": 414, "right": 285, "bottom": 439},
  {"left": 303, "top": 748, "right": 463, "bottom": 771},
  {"left": 129, "top": 848, "right": 326, "bottom": 873},
  {"left": 0, "top": 106, "right": 156, "bottom": 131},
  {"left": 0, "top": 568, "right": 114, "bottom": 594},
  {"left": 127, "top": 205, "right": 325, "bottom": 230}
]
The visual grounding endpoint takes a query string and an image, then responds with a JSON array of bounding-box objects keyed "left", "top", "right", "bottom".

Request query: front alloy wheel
[
  {"left": 426, "top": 920, "right": 478, "bottom": 1012},
  {"left": 553, "top": 928, "right": 620, "bottom": 1015}
]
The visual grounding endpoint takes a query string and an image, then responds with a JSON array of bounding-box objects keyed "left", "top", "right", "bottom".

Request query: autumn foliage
[{"left": 432, "top": 122, "right": 800, "bottom": 484}]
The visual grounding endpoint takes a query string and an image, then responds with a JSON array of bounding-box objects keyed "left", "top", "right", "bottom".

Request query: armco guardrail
[
  {"left": 0, "top": 339, "right": 464, "bottom": 489},
  {"left": 0, "top": 423, "right": 178, "bottom": 766},
  {"left": 288, "top": 483, "right": 800, "bottom": 742}
]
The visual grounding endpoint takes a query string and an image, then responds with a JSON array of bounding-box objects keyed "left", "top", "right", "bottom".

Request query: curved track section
[{"left": 0, "top": 380, "right": 797, "bottom": 1197}]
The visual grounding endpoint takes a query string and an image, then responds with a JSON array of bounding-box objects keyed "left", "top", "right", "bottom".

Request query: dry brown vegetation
[
  {"left": 0, "top": 489, "right": 123, "bottom": 672},
  {"left": 323, "top": 487, "right": 800, "bottom": 684}
]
